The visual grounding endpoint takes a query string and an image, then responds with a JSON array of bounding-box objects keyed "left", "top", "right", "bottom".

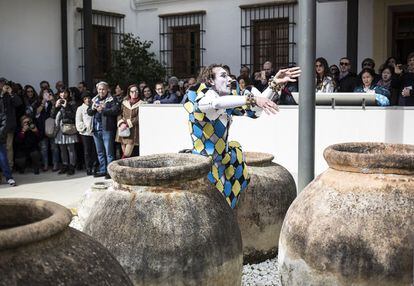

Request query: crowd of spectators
[
  {"left": 0, "top": 76, "right": 200, "bottom": 186},
  {"left": 0, "top": 52, "right": 413, "bottom": 186},
  {"left": 313, "top": 53, "right": 414, "bottom": 106}
]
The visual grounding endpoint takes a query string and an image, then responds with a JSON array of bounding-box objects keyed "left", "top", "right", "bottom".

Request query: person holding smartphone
[
  {"left": 36, "top": 88, "right": 59, "bottom": 171},
  {"left": 0, "top": 81, "right": 22, "bottom": 169},
  {"left": 394, "top": 52, "right": 414, "bottom": 106},
  {"left": 53, "top": 88, "right": 78, "bottom": 175}
]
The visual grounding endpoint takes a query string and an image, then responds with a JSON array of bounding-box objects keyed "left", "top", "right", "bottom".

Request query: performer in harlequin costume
[{"left": 184, "top": 64, "right": 301, "bottom": 208}]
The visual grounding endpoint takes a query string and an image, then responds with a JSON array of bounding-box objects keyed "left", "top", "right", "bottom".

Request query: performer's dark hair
[{"left": 197, "top": 64, "right": 224, "bottom": 83}]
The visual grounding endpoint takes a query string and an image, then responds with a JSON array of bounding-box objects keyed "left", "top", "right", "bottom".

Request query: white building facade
[{"left": 0, "top": 0, "right": 413, "bottom": 88}]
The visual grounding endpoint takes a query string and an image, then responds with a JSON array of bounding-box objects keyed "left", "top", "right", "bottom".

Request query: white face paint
[{"left": 211, "top": 67, "right": 231, "bottom": 96}]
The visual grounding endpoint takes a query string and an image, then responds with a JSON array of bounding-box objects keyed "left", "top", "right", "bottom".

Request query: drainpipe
[
  {"left": 83, "top": 0, "right": 93, "bottom": 91},
  {"left": 347, "top": 0, "right": 359, "bottom": 73},
  {"left": 298, "top": 0, "right": 316, "bottom": 194},
  {"left": 60, "top": 0, "right": 68, "bottom": 86}
]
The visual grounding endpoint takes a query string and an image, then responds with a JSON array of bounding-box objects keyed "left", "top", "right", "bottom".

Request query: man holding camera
[
  {"left": 253, "top": 61, "right": 276, "bottom": 92},
  {"left": 87, "top": 81, "right": 120, "bottom": 179}
]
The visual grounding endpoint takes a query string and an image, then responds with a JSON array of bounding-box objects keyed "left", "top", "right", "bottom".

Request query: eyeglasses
[
  {"left": 339, "top": 62, "right": 349, "bottom": 66},
  {"left": 363, "top": 62, "right": 373, "bottom": 67}
]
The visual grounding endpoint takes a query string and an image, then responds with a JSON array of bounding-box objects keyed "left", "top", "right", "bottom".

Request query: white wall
[
  {"left": 316, "top": 1, "right": 347, "bottom": 66},
  {"left": 134, "top": 0, "right": 299, "bottom": 74},
  {"left": 0, "top": 0, "right": 379, "bottom": 89},
  {"left": 67, "top": 0, "right": 140, "bottom": 87},
  {"left": 358, "top": 0, "right": 374, "bottom": 72},
  {"left": 0, "top": 0, "right": 61, "bottom": 89},
  {"left": 139, "top": 105, "right": 414, "bottom": 181}
]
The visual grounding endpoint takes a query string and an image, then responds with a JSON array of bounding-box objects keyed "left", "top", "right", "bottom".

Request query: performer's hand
[
  {"left": 273, "top": 67, "right": 302, "bottom": 85},
  {"left": 255, "top": 97, "right": 279, "bottom": 115}
]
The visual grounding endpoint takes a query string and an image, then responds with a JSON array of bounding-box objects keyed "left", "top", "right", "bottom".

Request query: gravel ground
[
  {"left": 242, "top": 258, "right": 281, "bottom": 286},
  {"left": 70, "top": 216, "right": 281, "bottom": 286}
]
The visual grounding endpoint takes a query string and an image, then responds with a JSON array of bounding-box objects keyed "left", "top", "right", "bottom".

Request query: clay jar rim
[
  {"left": 244, "top": 152, "right": 274, "bottom": 166},
  {"left": 0, "top": 199, "right": 72, "bottom": 251},
  {"left": 108, "top": 153, "right": 212, "bottom": 186},
  {"left": 324, "top": 142, "right": 414, "bottom": 175}
]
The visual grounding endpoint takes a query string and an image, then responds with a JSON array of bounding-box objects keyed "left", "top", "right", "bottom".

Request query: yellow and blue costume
[{"left": 184, "top": 83, "right": 263, "bottom": 208}]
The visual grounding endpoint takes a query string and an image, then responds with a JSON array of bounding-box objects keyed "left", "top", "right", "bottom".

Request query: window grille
[
  {"left": 159, "top": 11, "right": 206, "bottom": 78},
  {"left": 77, "top": 8, "right": 125, "bottom": 81},
  {"left": 240, "top": 2, "right": 297, "bottom": 73}
]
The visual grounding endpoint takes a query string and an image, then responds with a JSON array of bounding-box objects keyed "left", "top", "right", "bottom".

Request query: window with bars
[
  {"left": 240, "top": 2, "right": 297, "bottom": 73},
  {"left": 159, "top": 11, "right": 205, "bottom": 78},
  {"left": 77, "top": 9, "right": 125, "bottom": 81}
]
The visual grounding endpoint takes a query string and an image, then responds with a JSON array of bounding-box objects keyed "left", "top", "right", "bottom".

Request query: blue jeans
[
  {"left": 39, "top": 137, "right": 60, "bottom": 169},
  {"left": 0, "top": 144, "right": 13, "bottom": 180},
  {"left": 93, "top": 130, "right": 115, "bottom": 174}
]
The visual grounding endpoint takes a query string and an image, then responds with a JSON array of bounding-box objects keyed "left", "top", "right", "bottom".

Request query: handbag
[
  {"left": 45, "top": 117, "right": 57, "bottom": 138},
  {"left": 118, "top": 127, "right": 130, "bottom": 137},
  {"left": 61, "top": 123, "right": 77, "bottom": 135}
]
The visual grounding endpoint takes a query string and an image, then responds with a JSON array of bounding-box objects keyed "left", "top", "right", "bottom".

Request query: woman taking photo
[
  {"left": 53, "top": 88, "right": 78, "bottom": 175},
  {"left": 354, "top": 68, "right": 390, "bottom": 106},
  {"left": 116, "top": 84, "right": 142, "bottom": 158},
  {"left": 36, "top": 88, "right": 60, "bottom": 171},
  {"left": 315, "top": 57, "right": 335, "bottom": 92}
]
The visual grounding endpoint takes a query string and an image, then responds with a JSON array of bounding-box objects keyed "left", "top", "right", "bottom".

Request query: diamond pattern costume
[{"left": 184, "top": 83, "right": 268, "bottom": 208}]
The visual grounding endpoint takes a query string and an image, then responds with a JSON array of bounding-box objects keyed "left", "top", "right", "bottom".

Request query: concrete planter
[
  {"left": 84, "top": 153, "right": 243, "bottom": 286},
  {"left": 279, "top": 142, "right": 414, "bottom": 285},
  {"left": 236, "top": 152, "right": 296, "bottom": 264},
  {"left": 0, "top": 198, "right": 132, "bottom": 286}
]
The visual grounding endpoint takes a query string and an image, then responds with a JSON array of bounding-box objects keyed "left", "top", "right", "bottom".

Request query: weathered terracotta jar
[
  {"left": 236, "top": 152, "right": 296, "bottom": 264},
  {"left": 84, "top": 153, "right": 243, "bottom": 286},
  {"left": 0, "top": 198, "right": 132, "bottom": 285},
  {"left": 279, "top": 142, "right": 414, "bottom": 286},
  {"left": 77, "top": 181, "right": 112, "bottom": 230}
]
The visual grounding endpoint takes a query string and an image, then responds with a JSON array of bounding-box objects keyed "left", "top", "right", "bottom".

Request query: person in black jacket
[
  {"left": 14, "top": 115, "right": 41, "bottom": 174},
  {"left": 0, "top": 104, "right": 16, "bottom": 186},
  {"left": 1, "top": 81, "right": 22, "bottom": 169},
  {"left": 87, "top": 81, "right": 120, "bottom": 179},
  {"left": 337, "top": 57, "right": 358, "bottom": 92}
]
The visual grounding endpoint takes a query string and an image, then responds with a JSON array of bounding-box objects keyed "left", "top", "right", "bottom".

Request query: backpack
[{"left": 44, "top": 117, "right": 57, "bottom": 138}]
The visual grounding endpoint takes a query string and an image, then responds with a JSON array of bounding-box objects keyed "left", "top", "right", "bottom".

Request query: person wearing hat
[{"left": 76, "top": 91, "right": 97, "bottom": 175}]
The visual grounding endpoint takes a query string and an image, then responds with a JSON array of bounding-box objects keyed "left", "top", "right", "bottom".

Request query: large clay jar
[
  {"left": 0, "top": 198, "right": 132, "bottom": 286},
  {"left": 279, "top": 142, "right": 414, "bottom": 286},
  {"left": 236, "top": 152, "right": 296, "bottom": 264},
  {"left": 77, "top": 181, "right": 112, "bottom": 230},
  {"left": 83, "top": 153, "right": 243, "bottom": 286}
]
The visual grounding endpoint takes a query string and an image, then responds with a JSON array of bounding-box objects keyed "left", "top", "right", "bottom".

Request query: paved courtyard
[{"left": 0, "top": 171, "right": 103, "bottom": 209}]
